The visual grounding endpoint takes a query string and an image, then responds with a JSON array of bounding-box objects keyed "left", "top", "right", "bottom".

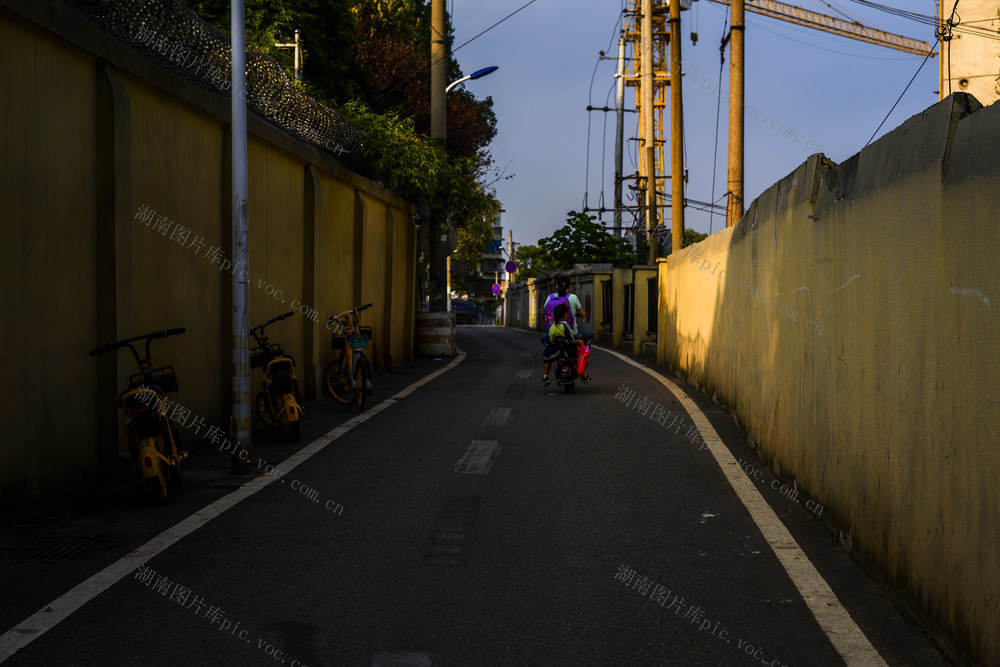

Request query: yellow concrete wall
[
  {"left": 658, "top": 94, "right": 999, "bottom": 664},
  {"left": 1, "top": 19, "right": 100, "bottom": 493},
  {"left": 0, "top": 8, "right": 415, "bottom": 503}
]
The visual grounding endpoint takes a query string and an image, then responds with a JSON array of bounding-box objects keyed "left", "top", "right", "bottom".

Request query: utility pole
[
  {"left": 669, "top": 0, "right": 684, "bottom": 252},
  {"left": 614, "top": 36, "right": 625, "bottom": 239},
  {"left": 429, "top": 0, "right": 448, "bottom": 313},
  {"left": 641, "top": 0, "right": 656, "bottom": 264},
  {"left": 231, "top": 0, "right": 250, "bottom": 473},
  {"left": 727, "top": 0, "right": 745, "bottom": 227}
]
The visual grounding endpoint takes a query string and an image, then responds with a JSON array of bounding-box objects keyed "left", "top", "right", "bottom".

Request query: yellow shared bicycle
[
  {"left": 89, "top": 328, "right": 188, "bottom": 502},
  {"left": 251, "top": 311, "right": 304, "bottom": 442},
  {"left": 324, "top": 303, "right": 374, "bottom": 409}
]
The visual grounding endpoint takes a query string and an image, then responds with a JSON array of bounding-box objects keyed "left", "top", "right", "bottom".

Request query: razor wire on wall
[{"left": 71, "top": 0, "right": 370, "bottom": 176}]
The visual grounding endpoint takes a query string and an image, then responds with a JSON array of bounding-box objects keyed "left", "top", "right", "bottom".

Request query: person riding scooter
[
  {"left": 541, "top": 303, "right": 577, "bottom": 387},
  {"left": 541, "top": 275, "right": 593, "bottom": 382}
]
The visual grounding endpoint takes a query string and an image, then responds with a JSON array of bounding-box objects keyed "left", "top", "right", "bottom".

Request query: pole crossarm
[{"left": 708, "top": 0, "right": 935, "bottom": 56}]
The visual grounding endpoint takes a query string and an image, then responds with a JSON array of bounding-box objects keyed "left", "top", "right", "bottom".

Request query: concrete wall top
[{"left": 0, "top": 0, "right": 413, "bottom": 214}]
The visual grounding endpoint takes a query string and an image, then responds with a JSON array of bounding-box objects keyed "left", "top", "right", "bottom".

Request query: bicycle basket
[
  {"left": 129, "top": 367, "right": 179, "bottom": 393},
  {"left": 251, "top": 344, "right": 284, "bottom": 369},
  {"left": 358, "top": 326, "right": 373, "bottom": 339}
]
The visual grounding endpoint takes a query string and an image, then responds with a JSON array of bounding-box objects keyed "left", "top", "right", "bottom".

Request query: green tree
[
  {"left": 512, "top": 244, "right": 555, "bottom": 280},
  {"left": 351, "top": 0, "right": 497, "bottom": 161},
  {"left": 182, "top": 0, "right": 360, "bottom": 103},
  {"left": 182, "top": 0, "right": 501, "bottom": 277},
  {"left": 539, "top": 211, "right": 638, "bottom": 269},
  {"left": 683, "top": 228, "right": 708, "bottom": 247}
]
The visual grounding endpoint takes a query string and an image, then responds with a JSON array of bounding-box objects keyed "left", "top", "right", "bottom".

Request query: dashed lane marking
[
  {"left": 454, "top": 440, "right": 501, "bottom": 475},
  {"left": 481, "top": 407, "right": 513, "bottom": 428}
]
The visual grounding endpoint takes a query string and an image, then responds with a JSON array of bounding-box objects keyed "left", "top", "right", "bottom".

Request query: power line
[
  {"left": 375, "top": 0, "right": 544, "bottom": 101},
  {"left": 864, "top": 37, "right": 940, "bottom": 148}
]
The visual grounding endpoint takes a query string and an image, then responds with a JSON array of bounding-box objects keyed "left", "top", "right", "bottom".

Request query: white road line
[
  {"left": 481, "top": 407, "right": 513, "bottom": 428},
  {"left": 596, "top": 345, "right": 887, "bottom": 666},
  {"left": 454, "top": 440, "right": 500, "bottom": 475},
  {"left": 0, "top": 350, "right": 468, "bottom": 663},
  {"left": 515, "top": 369, "right": 532, "bottom": 379}
]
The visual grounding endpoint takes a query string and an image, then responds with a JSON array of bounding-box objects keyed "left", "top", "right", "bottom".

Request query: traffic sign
[
  {"left": 491, "top": 283, "right": 502, "bottom": 295},
  {"left": 505, "top": 260, "right": 517, "bottom": 274}
]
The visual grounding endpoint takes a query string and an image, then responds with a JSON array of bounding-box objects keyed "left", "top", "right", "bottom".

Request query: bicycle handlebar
[
  {"left": 265, "top": 310, "right": 293, "bottom": 325},
  {"left": 325, "top": 304, "right": 374, "bottom": 326},
  {"left": 89, "top": 327, "right": 186, "bottom": 356}
]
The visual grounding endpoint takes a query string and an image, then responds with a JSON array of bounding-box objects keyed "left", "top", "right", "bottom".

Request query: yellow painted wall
[
  {"left": 658, "top": 94, "right": 999, "bottom": 664},
  {"left": 1, "top": 20, "right": 100, "bottom": 493},
  {"left": 1, "top": 10, "right": 415, "bottom": 503}
]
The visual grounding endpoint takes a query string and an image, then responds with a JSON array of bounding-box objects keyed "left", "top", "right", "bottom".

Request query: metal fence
[{"left": 71, "top": 0, "right": 369, "bottom": 175}]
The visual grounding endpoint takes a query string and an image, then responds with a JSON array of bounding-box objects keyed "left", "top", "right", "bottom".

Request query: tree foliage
[
  {"left": 539, "top": 211, "right": 638, "bottom": 269},
  {"left": 511, "top": 212, "right": 639, "bottom": 281},
  {"left": 181, "top": 0, "right": 501, "bottom": 264},
  {"left": 512, "top": 244, "right": 554, "bottom": 280},
  {"left": 350, "top": 0, "right": 497, "bottom": 162}
]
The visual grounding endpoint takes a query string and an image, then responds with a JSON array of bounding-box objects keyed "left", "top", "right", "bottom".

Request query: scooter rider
[{"left": 541, "top": 275, "right": 594, "bottom": 382}]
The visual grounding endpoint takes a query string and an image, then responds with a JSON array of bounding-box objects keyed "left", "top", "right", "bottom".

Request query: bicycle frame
[
  {"left": 90, "top": 328, "right": 187, "bottom": 501},
  {"left": 251, "top": 311, "right": 303, "bottom": 440},
  {"left": 325, "top": 304, "right": 374, "bottom": 408}
]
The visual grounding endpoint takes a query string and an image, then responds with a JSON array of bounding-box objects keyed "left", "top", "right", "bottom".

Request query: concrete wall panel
[
  {"left": 0, "top": 8, "right": 416, "bottom": 502},
  {"left": 658, "top": 94, "right": 999, "bottom": 664}
]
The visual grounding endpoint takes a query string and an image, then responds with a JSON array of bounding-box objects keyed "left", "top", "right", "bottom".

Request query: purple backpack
[{"left": 544, "top": 294, "right": 575, "bottom": 329}]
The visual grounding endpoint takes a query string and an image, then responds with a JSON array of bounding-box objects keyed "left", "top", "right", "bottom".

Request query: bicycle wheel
[
  {"left": 325, "top": 356, "right": 355, "bottom": 405},
  {"left": 354, "top": 357, "right": 370, "bottom": 410},
  {"left": 255, "top": 390, "right": 279, "bottom": 428}
]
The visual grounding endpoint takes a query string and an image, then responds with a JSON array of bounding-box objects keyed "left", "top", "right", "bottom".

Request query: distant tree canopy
[
  {"left": 512, "top": 215, "right": 711, "bottom": 281},
  {"left": 512, "top": 212, "right": 639, "bottom": 280}
]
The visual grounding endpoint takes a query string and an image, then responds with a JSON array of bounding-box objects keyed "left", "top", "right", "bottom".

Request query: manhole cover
[{"left": 7, "top": 539, "right": 97, "bottom": 562}]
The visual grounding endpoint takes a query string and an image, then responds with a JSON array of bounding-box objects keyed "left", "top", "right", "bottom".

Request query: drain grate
[
  {"left": 7, "top": 539, "right": 97, "bottom": 562},
  {"left": 425, "top": 496, "right": 481, "bottom": 565}
]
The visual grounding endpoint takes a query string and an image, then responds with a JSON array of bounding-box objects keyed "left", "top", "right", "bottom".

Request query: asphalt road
[{"left": 0, "top": 326, "right": 949, "bottom": 666}]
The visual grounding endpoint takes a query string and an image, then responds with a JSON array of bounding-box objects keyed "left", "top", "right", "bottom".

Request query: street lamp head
[{"left": 470, "top": 66, "right": 499, "bottom": 80}]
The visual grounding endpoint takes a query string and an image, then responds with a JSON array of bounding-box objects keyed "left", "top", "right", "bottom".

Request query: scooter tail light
[{"left": 144, "top": 456, "right": 153, "bottom": 468}]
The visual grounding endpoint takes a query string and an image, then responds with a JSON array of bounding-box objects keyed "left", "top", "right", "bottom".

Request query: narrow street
[{"left": 1, "top": 327, "right": 947, "bottom": 666}]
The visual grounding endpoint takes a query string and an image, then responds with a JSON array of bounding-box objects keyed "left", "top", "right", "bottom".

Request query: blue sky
[{"left": 448, "top": 0, "right": 947, "bottom": 248}]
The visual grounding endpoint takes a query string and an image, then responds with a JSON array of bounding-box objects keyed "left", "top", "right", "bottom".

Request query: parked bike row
[{"left": 89, "top": 304, "right": 376, "bottom": 502}]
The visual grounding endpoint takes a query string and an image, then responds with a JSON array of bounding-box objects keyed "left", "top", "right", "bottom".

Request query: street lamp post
[
  {"left": 445, "top": 66, "right": 499, "bottom": 94},
  {"left": 442, "top": 66, "right": 498, "bottom": 313}
]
